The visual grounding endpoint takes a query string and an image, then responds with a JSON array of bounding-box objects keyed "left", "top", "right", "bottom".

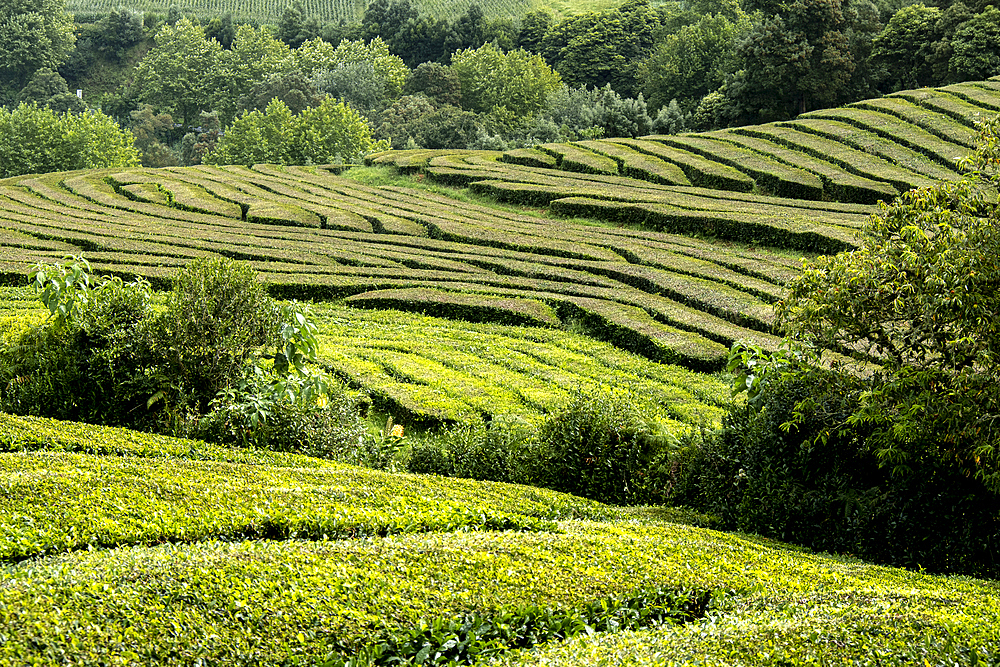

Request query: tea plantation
[{"left": 1, "top": 79, "right": 999, "bottom": 664}]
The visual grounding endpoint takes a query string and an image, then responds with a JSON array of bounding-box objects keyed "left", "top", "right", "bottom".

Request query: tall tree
[
  {"left": 640, "top": 12, "right": 748, "bottom": 112},
  {"left": 948, "top": 5, "right": 1000, "bottom": 82},
  {"left": 870, "top": 4, "right": 942, "bottom": 90},
  {"left": 730, "top": 0, "right": 881, "bottom": 121},
  {"left": 0, "top": 0, "right": 75, "bottom": 87},
  {"left": 450, "top": 43, "right": 562, "bottom": 117},
  {"left": 132, "top": 19, "right": 224, "bottom": 127}
]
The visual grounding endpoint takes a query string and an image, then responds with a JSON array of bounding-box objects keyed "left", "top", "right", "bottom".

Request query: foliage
[
  {"left": 0, "top": 103, "right": 140, "bottom": 177},
  {"left": 0, "top": 0, "right": 76, "bottom": 86},
  {"left": 207, "top": 96, "right": 386, "bottom": 167},
  {"left": 17, "top": 68, "right": 84, "bottom": 113},
  {"left": 776, "top": 115, "right": 1000, "bottom": 493},
  {"left": 685, "top": 116, "right": 1000, "bottom": 577},
  {"left": 639, "top": 12, "right": 747, "bottom": 112},
  {"left": 533, "top": 389, "right": 679, "bottom": 505},
  {"left": 131, "top": 18, "right": 225, "bottom": 127},
  {"left": 450, "top": 43, "right": 562, "bottom": 118},
  {"left": 0, "top": 257, "right": 157, "bottom": 424},
  {"left": 154, "top": 256, "right": 277, "bottom": 411},
  {"left": 869, "top": 3, "right": 942, "bottom": 90},
  {"left": 730, "top": 0, "right": 882, "bottom": 121},
  {"left": 527, "top": 83, "right": 652, "bottom": 141},
  {"left": 947, "top": 5, "right": 1000, "bottom": 83}
]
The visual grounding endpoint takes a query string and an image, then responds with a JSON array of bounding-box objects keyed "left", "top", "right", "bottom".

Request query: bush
[
  {"left": 0, "top": 256, "right": 367, "bottom": 460},
  {"left": 0, "top": 259, "right": 157, "bottom": 424},
  {"left": 407, "top": 418, "right": 535, "bottom": 483},
  {"left": 672, "top": 343, "right": 1000, "bottom": 577},
  {"left": 153, "top": 256, "right": 277, "bottom": 412},
  {"left": 533, "top": 390, "right": 677, "bottom": 505}
]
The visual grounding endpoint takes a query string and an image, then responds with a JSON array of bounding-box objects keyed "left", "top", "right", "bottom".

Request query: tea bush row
[
  {"left": 736, "top": 125, "right": 937, "bottom": 193},
  {"left": 650, "top": 135, "right": 826, "bottom": 201},
  {"left": 2, "top": 520, "right": 998, "bottom": 665},
  {"left": 787, "top": 119, "right": 963, "bottom": 182}
]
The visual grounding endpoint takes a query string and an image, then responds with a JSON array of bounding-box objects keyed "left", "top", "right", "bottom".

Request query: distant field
[
  {"left": 1, "top": 80, "right": 997, "bottom": 423},
  {"left": 67, "top": 0, "right": 624, "bottom": 24}
]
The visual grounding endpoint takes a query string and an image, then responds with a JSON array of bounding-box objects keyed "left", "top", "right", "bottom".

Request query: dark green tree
[
  {"left": 0, "top": 0, "right": 75, "bottom": 87},
  {"left": 870, "top": 4, "right": 943, "bottom": 90},
  {"left": 731, "top": 0, "right": 882, "bottom": 121},
  {"left": 17, "top": 67, "right": 84, "bottom": 113},
  {"left": 948, "top": 5, "right": 1000, "bottom": 82}
]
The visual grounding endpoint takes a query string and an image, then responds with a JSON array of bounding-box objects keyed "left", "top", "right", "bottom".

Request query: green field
[
  {"left": 1, "top": 80, "right": 999, "bottom": 664},
  {"left": 0, "top": 415, "right": 998, "bottom": 665},
  {"left": 67, "top": 0, "right": 628, "bottom": 24}
]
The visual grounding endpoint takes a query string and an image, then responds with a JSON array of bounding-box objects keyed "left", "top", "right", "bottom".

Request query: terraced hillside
[
  {"left": 1, "top": 414, "right": 999, "bottom": 665},
  {"left": 0, "top": 81, "right": 996, "bottom": 410}
]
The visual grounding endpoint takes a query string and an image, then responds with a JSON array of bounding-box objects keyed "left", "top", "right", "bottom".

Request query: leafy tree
[
  {"left": 207, "top": 97, "right": 387, "bottom": 167},
  {"left": 518, "top": 10, "right": 553, "bottom": 54},
  {"left": 869, "top": 3, "right": 943, "bottom": 90},
  {"left": 0, "top": 103, "right": 139, "bottom": 177},
  {"left": 771, "top": 115, "right": 1000, "bottom": 494},
  {"left": 17, "top": 67, "right": 84, "bottom": 113},
  {"left": 408, "top": 104, "right": 484, "bottom": 148},
  {"left": 131, "top": 18, "right": 224, "bottom": 127},
  {"left": 374, "top": 94, "right": 438, "bottom": 148},
  {"left": 239, "top": 71, "right": 322, "bottom": 116},
  {"left": 309, "top": 37, "right": 408, "bottom": 113},
  {"left": 948, "top": 5, "right": 1000, "bottom": 82},
  {"left": 405, "top": 62, "right": 462, "bottom": 107},
  {"left": 450, "top": 43, "right": 561, "bottom": 117},
  {"left": 277, "top": 0, "right": 321, "bottom": 48},
  {"left": 205, "top": 12, "right": 236, "bottom": 49},
  {"left": 730, "top": 0, "right": 882, "bottom": 121},
  {"left": 97, "top": 7, "right": 145, "bottom": 62},
  {"left": 130, "top": 104, "right": 179, "bottom": 167},
  {"left": 0, "top": 0, "right": 76, "bottom": 86},
  {"left": 640, "top": 12, "right": 747, "bottom": 112},
  {"left": 289, "top": 97, "right": 388, "bottom": 164},
  {"left": 540, "top": 0, "right": 661, "bottom": 97},
  {"left": 215, "top": 24, "right": 293, "bottom": 123},
  {"left": 528, "top": 83, "right": 652, "bottom": 140}
]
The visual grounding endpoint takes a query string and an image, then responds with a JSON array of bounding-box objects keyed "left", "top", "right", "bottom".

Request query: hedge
[
  {"left": 611, "top": 139, "right": 755, "bottom": 192},
  {"left": 571, "top": 140, "right": 691, "bottom": 186},
  {"left": 647, "top": 135, "right": 825, "bottom": 200},
  {"left": 707, "top": 131, "right": 899, "bottom": 204},
  {"left": 536, "top": 143, "right": 620, "bottom": 176},
  {"left": 798, "top": 106, "right": 973, "bottom": 169}
]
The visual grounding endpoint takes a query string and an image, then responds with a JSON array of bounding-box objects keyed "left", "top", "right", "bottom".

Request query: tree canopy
[
  {"left": 771, "top": 115, "right": 1000, "bottom": 493},
  {"left": 0, "top": 0, "right": 75, "bottom": 86},
  {"left": 0, "top": 103, "right": 140, "bottom": 177}
]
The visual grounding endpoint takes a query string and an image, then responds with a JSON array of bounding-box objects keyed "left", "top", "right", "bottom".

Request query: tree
[
  {"left": 0, "top": 103, "right": 140, "bottom": 177},
  {"left": 0, "top": 0, "right": 75, "bottom": 86},
  {"left": 450, "top": 43, "right": 562, "bottom": 117},
  {"left": 207, "top": 97, "right": 387, "bottom": 167},
  {"left": 132, "top": 18, "right": 224, "bottom": 127},
  {"left": 308, "top": 37, "right": 408, "bottom": 112},
  {"left": 540, "top": 0, "right": 661, "bottom": 97},
  {"left": 730, "top": 0, "right": 881, "bottom": 121},
  {"left": 518, "top": 10, "right": 553, "bottom": 54},
  {"left": 640, "top": 12, "right": 747, "bottom": 112},
  {"left": 277, "top": 0, "right": 321, "bottom": 48},
  {"left": 771, "top": 115, "right": 1000, "bottom": 493},
  {"left": 215, "top": 24, "right": 293, "bottom": 123},
  {"left": 17, "top": 67, "right": 84, "bottom": 113},
  {"left": 869, "top": 4, "right": 943, "bottom": 90},
  {"left": 948, "top": 5, "right": 1000, "bottom": 83},
  {"left": 405, "top": 62, "right": 462, "bottom": 107}
]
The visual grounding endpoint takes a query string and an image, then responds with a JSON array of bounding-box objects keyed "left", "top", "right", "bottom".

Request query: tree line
[{"left": 0, "top": 0, "right": 998, "bottom": 173}]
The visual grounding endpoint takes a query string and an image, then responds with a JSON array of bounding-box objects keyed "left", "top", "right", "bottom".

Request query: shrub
[
  {"left": 532, "top": 390, "right": 677, "bottom": 505},
  {"left": 673, "top": 342, "right": 1000, "bottom": 577},
  {"left": 0, "top": 258, "right": 157, "bottom": 424},
  {"left": 153, "top": 256, "right": 277, "bottom": 412},
  {"left": 407, "top": 418, "right": 535, "bottom": 484}
]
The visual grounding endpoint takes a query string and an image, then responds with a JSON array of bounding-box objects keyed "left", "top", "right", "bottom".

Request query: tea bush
[{"left": 0, "top": 257, "right": 368, "bottom": 458}]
